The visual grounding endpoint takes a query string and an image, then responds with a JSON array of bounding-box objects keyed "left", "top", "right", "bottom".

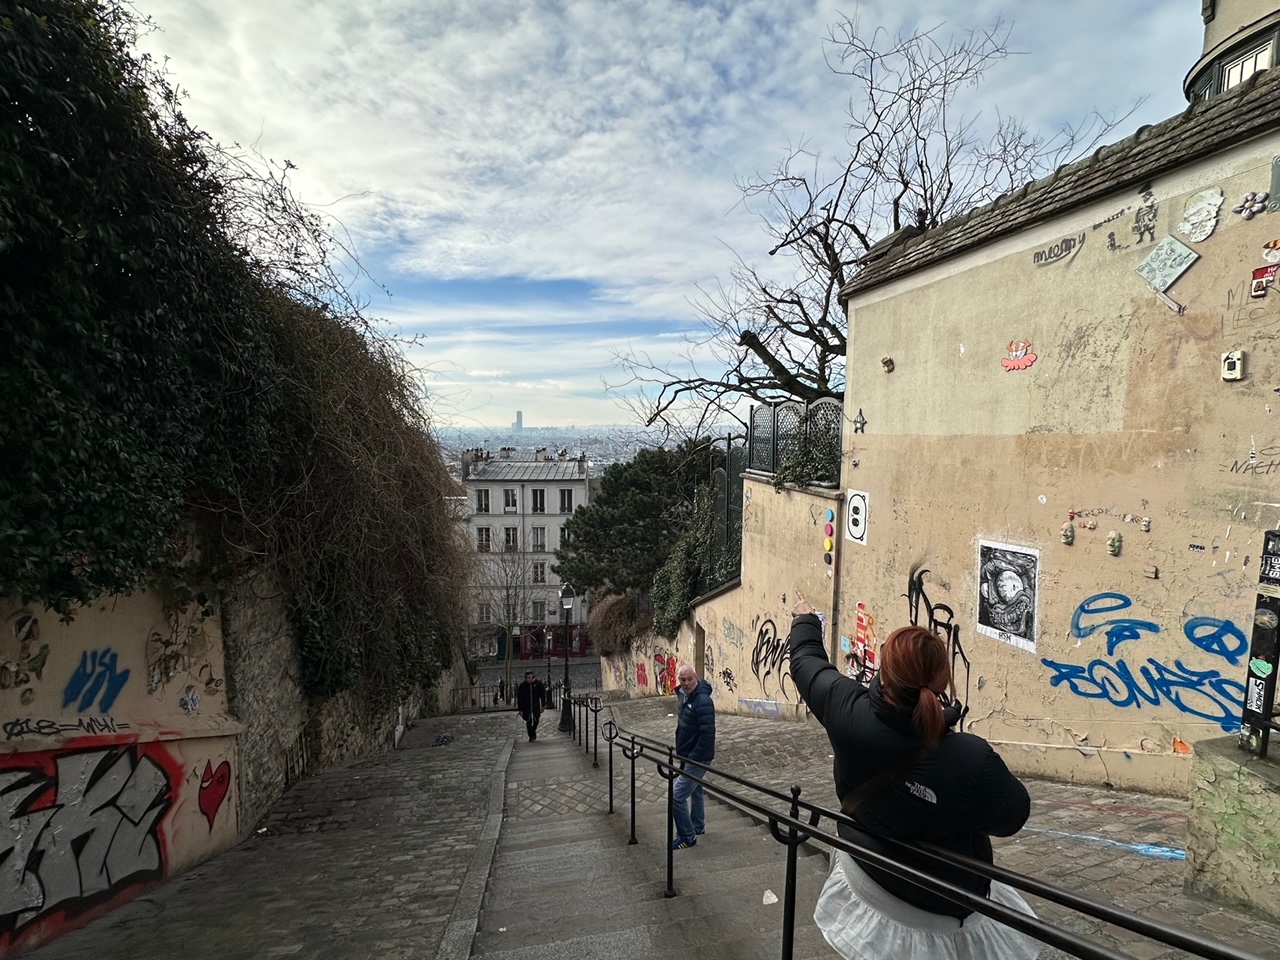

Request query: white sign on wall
[{"left": 845, "top": 490, "right": 869, "bottom": 546}]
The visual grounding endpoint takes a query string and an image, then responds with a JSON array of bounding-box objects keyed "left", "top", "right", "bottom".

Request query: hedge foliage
[{"left": 0, "top": 1, "right": 470, "bottom": 703}]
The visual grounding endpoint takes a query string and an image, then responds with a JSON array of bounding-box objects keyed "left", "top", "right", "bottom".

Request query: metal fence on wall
[
  {"left": 747, "top": 397, "right": 842, "bottom": 485},
  {"left": 702, "top": 439, "right": 746, "bottom": 596}
]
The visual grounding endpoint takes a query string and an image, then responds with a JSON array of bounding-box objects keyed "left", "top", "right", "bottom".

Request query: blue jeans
[{"left": 672, "top": 764, "right": 706, "bottom": 842}]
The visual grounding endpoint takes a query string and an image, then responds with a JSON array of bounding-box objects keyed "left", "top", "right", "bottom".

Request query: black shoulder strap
[{"left": 840, "top": 747, "right": 927, "bottom": 818}]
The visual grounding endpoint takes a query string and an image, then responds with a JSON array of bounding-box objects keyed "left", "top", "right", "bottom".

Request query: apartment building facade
[{"left": 461, "top": 451, "right": 592, "bottom": 660}]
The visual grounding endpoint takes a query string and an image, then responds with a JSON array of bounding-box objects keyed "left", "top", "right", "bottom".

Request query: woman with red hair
[{"left": 788, "top": 594, "right": 1038, "bottom": 960}]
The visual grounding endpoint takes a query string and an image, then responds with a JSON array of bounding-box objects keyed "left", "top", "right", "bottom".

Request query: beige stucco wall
[
  {"left": 1, "top": 591, "right": 241, "bottom": 955},
  {"left": 597, "top": 477, "right": 843, "bottom": 721},
  {"left": 839, "top": 133, "right": 1280, "bottom": 794},
  {"left": 1203, "top": 0, "right": 1280, "bottom": 55}
]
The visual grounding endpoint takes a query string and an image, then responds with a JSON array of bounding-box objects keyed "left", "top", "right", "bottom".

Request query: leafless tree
[
  {"left": 472, "top": 532, "right": 550, "bottom": 698},
  {"left": 610, "top": 14, "right": 1139, "bottom": 433}
]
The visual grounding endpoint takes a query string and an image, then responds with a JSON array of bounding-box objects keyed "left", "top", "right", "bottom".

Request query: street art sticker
[
  {"left": 0, "top": 748, "right": 172, "bottom": 936},
  {"left": 1001, "top": 340, "right": 1037, "bottom": 372},
  {"left": 1042, "top": 592, "right": 1248, "bottom": 732},
  {"left": 62, "top": 649, "right": 130, "bottom": 713},
  {"left": 1176, "top": 188, "right": 1224, "bottom": 243},
  {"left": 1136, "top": 235, "right": 1198, "bottom": 292},
  {"left": 750, "top": 618, "right": 791, "bottom": 701},
  {"left": 844, "top": 490, "right": 869, "bottom": 546},
  {"left": 976, "top": 541, "right": 1039, "bottom": 653},
  {"left": 844, "top": 602, "right": 880, "bottom": 681}
]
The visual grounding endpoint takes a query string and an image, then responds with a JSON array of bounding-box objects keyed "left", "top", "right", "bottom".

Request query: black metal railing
[
  {"left": 747, "top": 397, "right": 842, "bottom": 483},
  {"left": 598, "top": 720, "right": 1267, "bottom": 960},
  {"left": 564, "top": 693, "right": 604, "bottom": 768},
  {"left": 447, "top": 680, "right": 563, "bottom": 714}
]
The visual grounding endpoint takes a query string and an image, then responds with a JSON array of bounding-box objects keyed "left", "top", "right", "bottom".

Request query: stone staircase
[{"left": 472, "top": 729, "right": 839, "bottom": 960}]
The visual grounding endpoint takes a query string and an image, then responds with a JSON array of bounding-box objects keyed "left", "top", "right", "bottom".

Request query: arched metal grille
[
  {"left": 775, "top": 401, "right": 804, "bottom": 469},
  {"left": 806, "top": 397, "right": 843, "bottom": 485},
  {"left": 749, "top": 405, "right": 774, "bottom": 472}
]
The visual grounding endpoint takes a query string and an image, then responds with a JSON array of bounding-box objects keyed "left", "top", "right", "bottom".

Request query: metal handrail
[
  {"left": 601, "top": 719, "right": 1267, "bottom": 960},
  {"left": 564, "top": 693, "right": 603, "bottom": 768}
]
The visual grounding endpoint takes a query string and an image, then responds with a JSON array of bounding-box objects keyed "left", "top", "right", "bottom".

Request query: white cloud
[{"left": 135, "top": 0, "right": 1205, "bottom": 424}]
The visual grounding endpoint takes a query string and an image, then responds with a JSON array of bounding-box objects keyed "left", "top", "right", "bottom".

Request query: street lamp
[
  {"left": 557, "top": 582, "right": 575, "bottom": 732},
  {"left": 544, "top": 623, "right": 555, "bottom": 709}
]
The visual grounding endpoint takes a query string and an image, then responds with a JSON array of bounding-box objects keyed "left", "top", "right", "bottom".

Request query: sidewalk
[
  {"left": 20, "top": 699, "right": 1280, "bottom": 960},
  {"left": 25, "top": 714, "right": 516, "bottom": 960},
  {"left": 609, "top": 700, "right": 1280, "bottom": 960}
]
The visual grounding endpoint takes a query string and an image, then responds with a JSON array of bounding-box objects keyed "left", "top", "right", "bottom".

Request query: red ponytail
[{"left": 880, "top": 626, "right": 950, "bottom": 745}]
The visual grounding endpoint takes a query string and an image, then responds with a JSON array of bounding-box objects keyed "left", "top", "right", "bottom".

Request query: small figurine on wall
[
  {"left": 881, "top": 357, "right": 895, "bottom": 374},
  {"left": 1107, "top": 530, "right": 1123, "bottom": 556},
  {"left": 1060, "top": 521, "right": 1075, "bottom": 545}
]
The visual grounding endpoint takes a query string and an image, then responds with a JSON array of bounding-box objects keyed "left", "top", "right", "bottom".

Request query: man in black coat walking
[{"left": 516, "top": 671, "right": 545, "bottom": 741}]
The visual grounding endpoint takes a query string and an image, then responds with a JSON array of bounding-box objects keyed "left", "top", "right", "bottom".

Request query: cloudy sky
[{"left": 134, "top": 1, "right": 1203, "bottom": 427}]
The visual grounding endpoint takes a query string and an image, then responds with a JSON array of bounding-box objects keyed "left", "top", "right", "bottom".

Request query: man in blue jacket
[{"left": 672, "top": 664, "right": 715, "bottom": 849}]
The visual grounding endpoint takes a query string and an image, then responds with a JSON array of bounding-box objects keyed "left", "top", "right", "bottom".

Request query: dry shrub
[{"left": 588, "top": 591, "right": 654, "bottom": 657}]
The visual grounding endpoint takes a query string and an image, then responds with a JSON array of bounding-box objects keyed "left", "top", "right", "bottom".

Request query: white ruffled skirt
[{"left": 814, "top": 850, "right": 1040, "bottom": 960}]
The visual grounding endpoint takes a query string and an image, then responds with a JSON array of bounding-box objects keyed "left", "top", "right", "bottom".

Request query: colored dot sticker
[
  {"left": 824, "top": 553, "right": 833, "bottom": 565},
  {"left": 824, "top": 537, "right": 834, "bottom": 551},
  {"left": 824, "top": 523, "right": 834, "bottom": 536},
  {"left": 825, "top": 509, "right": 835, "bottom": 522}
]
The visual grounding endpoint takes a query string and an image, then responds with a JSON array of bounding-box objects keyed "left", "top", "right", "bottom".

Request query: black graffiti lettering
[
  {"left": 3, "top": 716, "right": 130, "bottom": 741},
  {"left": 750, "top": 619, "right": 791, "bottom": 701},
  {"left": 905, "top": 565, "right": 971, "bottom": 726}
]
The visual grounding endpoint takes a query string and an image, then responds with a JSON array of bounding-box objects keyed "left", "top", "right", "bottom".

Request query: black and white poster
[{"left": 976, "top": 540, "right": 1039, "bottom": 652}]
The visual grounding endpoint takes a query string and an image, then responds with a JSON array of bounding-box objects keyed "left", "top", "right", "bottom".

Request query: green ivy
[{"left": 0, "top": 1, "right": 471, "bottom": 707}]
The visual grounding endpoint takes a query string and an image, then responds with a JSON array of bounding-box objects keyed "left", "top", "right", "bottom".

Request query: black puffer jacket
[{"left": 788, "top": 613, "right": 1030, "bottom": 919}]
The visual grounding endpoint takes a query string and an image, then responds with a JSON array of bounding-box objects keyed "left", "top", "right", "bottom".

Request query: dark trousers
[{"left": 523, "top": 711, "right": 540, "bottom": 740}]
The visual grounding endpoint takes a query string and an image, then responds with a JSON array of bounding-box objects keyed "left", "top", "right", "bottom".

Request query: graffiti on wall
[
  {"left": 197, "top": 760, "right": 231, "bottom": 829},
  {"left": 62, "top": 649, "right": 130, "bottom": 714},
  {"left": 0, "top": 747, "right": 173, "bottom": 935},
  {"left": 719, "top": 668, "right": 737, "bottom": 692},
  {"left": 1, "top": 612, "right": 50, "bottom": 707},
  {"left": 750, "top": 618, "right": 792, "bottom": 701},
  {"left": 146, "top": 610, "right": 225, "bottom": 714},
  {"left": 738, "top": 698, "right": 783, "bottom": 717},
  {"left": 905, "top": 565, "right": 972, "bottom": 712},
  {"left": 1041, "top": 592, "right": 1248, "bottom": 731},
  {"left": 4, "top": 716, "right": 130, "bottom": 741},
  {"left": 609, "top": 660, "right": 625, "bottom": 689},
  {"left": 654, "top": 652, "right": 678, "bottom": 696},
  {"left": 635, "top": 662, "right": 648, "bottom": 689},
  {"left": 722, "top": 618, "right": 745, "bottom": 652}
]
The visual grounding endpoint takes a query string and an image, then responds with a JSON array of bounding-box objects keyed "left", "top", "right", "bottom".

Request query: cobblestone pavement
[
  {"left": 608, "top": 700, "right": 1280, "bottom": 960},
  {"left": 26, "top": 714, "right": 516, "bottom": 960}
]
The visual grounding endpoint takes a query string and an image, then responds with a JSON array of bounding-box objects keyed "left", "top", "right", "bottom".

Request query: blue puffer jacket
[{"left": 675, "top": 678, "right": 715, "bottom": 764}]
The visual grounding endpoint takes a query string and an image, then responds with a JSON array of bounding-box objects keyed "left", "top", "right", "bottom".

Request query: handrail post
[
  {"left": 605, "top": 719, "right": 615, "bottom": 813},
  {"left": 665, "top": 745, "right": 676, "bottom": 898},
  {"left": 781, "top": 786, "right": 801, "bottom": 960},
  {"left": 628, "top": 735, "right": 638, "bottom": 844},
  {"left": 592, "top": 699, "right": 600, "bottom": 767}
]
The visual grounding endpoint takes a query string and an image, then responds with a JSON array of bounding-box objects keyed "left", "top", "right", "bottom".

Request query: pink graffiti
[{"left": 636, "top": 662, "right": 648, "bottom": 688}]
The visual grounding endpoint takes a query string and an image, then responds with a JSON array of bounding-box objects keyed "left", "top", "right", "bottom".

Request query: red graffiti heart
[{"left": 198, "top": 759, "right": 231, "bottom": 829}]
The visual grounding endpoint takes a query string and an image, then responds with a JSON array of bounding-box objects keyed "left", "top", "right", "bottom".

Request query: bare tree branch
[{"left": 609, "top": 12, "right": 1142, "bottom": 430}]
